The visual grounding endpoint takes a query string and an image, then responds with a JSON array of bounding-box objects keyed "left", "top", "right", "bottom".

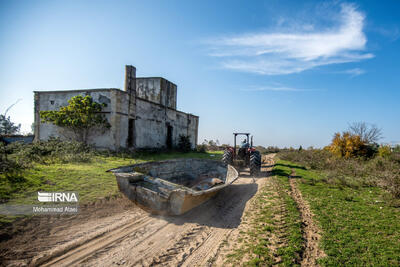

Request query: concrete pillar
[
  {"left": 124, "top": 65, "right": 136, "bottom": 149},
  {"left": 124, "top": 65, "right": 136, "bottom": 94},
  {"left": 124, "top": 65, "right": 136, "bottom": 117}
]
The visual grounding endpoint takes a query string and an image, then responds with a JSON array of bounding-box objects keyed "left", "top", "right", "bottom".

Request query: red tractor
[{"left": 222, "top": 133, "right": 262, "bottom": 175}]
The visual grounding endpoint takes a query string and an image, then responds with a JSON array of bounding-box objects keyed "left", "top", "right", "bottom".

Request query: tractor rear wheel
[
  {"left": 222, "top": 149, "right": 233, "bottom": 165},
  {"left": 250, "top": 151, "right": 261, "bottom": 176}
]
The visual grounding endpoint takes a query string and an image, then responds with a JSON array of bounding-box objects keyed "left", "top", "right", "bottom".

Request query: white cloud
[{"left": 207, "top": 3, "right": 373, "bottom": 75}]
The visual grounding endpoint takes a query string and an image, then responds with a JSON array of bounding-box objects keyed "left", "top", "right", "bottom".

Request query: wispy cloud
[
  {"left": 206, "top": 3, "right": 373, "bottom": 75},
  {"left": 371, "top": 26, "right": 400, "bottom": 41},
  {"left": 342, "top": 68, "right": 365, "bottom": 77}
]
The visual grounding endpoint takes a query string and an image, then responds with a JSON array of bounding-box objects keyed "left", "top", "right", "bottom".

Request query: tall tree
[
  {"left": 40, "top": 95, "right": 110, "bottom": 144},
  {"left": 0, "top": 115, "right": 21, "bottom": 135}
]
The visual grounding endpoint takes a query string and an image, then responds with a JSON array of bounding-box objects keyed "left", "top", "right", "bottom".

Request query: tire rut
[
  {"left": 209, "top": 155, "right": 279, "bottom": 266},
  {"left": 289, "top": 177, "right": 326, "bottom": 266}
]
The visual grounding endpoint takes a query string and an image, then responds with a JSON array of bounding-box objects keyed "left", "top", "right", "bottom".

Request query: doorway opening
[
  {"left": 166, "top": 125, "right": 173, "bottom": 149},
  {"left": 128, "top": 119, "right": 134, "bottom": 147}
]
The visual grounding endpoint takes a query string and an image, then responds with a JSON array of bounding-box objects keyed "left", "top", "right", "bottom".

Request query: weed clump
[{"left": 1, "top": 138, "right": 93, "bottom": 167}]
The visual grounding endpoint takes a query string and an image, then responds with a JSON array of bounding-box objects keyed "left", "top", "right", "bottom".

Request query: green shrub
[
  {"left": 40, "top": 95, "right": 110, "bottom": 144},
  {"left": 1, "top": 138, "right": 94, "bottom": 168},
  {"left": 378, "top": 145, "right": 391, "bottom": 158},
  {"left": 177, "top": 135, "right": 192, "bottom": 153},
  {"left": 196, "top": 144, "right": 207, "bottom": 153},
  {"left": 0, "top": 143, "right": 29, "bottom": 175},
  {"left": 328, "top": 132, "right": 369, "bottom": 158}
]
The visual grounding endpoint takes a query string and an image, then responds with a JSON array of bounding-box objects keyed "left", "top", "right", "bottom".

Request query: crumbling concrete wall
[
  {"left": 166, "top": 109, "right": 198, "bottom": 149},
  {"left": 136, "top": 78, "right": 177, "bottom": 109},
  {"left": 134, "top": 98, "right": 198, "bottom": 149}
]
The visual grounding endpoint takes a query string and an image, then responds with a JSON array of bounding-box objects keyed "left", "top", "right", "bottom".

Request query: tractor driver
[{"left": 241, "top": 139, "right": 250, "bottom": 149}]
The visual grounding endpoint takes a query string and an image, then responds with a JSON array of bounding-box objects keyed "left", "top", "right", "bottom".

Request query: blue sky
[{"left": 0, "top": 0, "right": 399, "bottom": 148}]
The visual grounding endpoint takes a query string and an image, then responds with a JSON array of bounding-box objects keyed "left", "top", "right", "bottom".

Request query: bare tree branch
[
  {"left": 3, "top": 99, "right": 22, "bottom": 116},
  {"left": 348, "top": 122, "right": 383, "bottom": 144}
]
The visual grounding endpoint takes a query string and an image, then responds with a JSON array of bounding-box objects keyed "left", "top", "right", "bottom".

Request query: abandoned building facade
[{"left": 34, "top": 65, "right": 199, "bottom": 150}]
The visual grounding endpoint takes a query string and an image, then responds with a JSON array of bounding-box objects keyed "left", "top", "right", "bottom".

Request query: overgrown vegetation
[
  {"left": 274, "top": 160, "right": 400, "bottom": 266},
  {"left": 278, "top": 122, "right": 399, "bottom": 198},
  {"left": 327, "top": 132, "right": 377, "bottom": 158},
  {"left": 197, "top": 139, "right": 226, "bottom": 152},
  {"left": 325, "top": 122, "right": 383, "bottom": 159},
  {"left": 0, "top": 139, "right": 94, "bottom": 202},
  {"left": 1, "top": 138, "right": 93, "bottom": 169},
  {"left": 279, "top": 148, "right": 400, "bottom": 199}
]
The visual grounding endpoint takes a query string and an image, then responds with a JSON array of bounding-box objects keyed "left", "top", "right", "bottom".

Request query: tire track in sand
[{"left": 40, "top": 215, "right": 154, "bottom": 266}]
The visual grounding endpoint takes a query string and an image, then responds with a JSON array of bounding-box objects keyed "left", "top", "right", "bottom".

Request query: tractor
[{"left": 222, "top": 133, "right": 262, "bottom": 175}]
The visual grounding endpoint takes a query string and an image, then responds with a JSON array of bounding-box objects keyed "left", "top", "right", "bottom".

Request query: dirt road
[{"left": 1, "top": 154, "right": 275, "bottom": 267}]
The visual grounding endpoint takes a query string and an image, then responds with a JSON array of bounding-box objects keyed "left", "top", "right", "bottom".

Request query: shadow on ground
[
  {"left": 274, "top": 163, "right": 306, "bottom": 170},
  {"left": 153, "top": 182, "right": 258, "bottom": 229},
  {"left": 237, "top": 163, "right": 274, "bottom": 179}
]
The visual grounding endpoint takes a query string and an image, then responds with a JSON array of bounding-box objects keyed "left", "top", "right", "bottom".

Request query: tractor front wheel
[{"left": 250, "top": 151, "right": 261, "bottom": 176}]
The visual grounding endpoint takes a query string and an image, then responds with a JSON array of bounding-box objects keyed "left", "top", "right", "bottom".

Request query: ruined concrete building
[{"left": 34, "top": 65, "right": 199, "bottom": 150}]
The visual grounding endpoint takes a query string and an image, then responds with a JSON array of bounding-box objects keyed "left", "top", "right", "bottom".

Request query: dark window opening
[
  {"left": 167, "top": 125, "right": 173, "bottom": 149},
  {"left": 128, "top": 119, "right": 134, "bottom": 147}
]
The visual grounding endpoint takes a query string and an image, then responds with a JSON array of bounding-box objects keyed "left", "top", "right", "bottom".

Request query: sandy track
[{"left": 1, "top": 154, "right": 275, "bottom": 267}]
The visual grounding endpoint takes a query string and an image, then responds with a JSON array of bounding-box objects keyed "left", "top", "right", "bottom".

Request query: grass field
[{"left": 274, "top": 160, "right": 400, "bottom": 266}]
